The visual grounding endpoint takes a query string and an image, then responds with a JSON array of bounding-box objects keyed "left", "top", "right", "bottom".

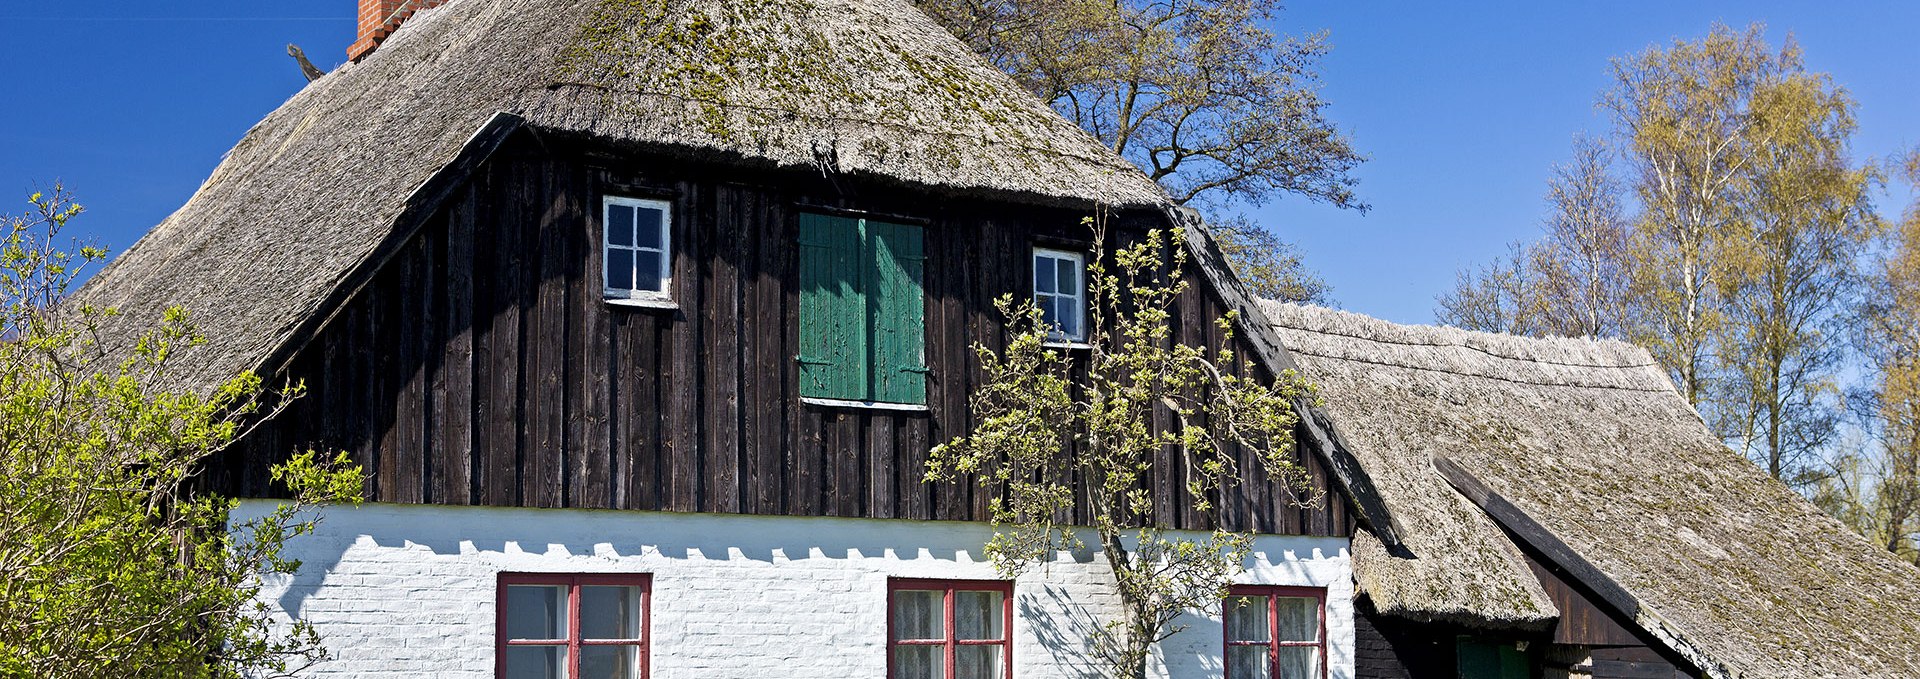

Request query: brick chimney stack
[{"left": 348, "top": 0, "right": 449, "bottom": 61}]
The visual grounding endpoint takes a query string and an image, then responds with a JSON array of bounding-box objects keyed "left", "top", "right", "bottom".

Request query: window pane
[
  {"left": 1034, "top": 256, "right": 1057, "bottom": 293},
  {"left": 580, "top": 586, "right": 643, "bottom": 640},
  {"left": 606, "top": 248, "right": 635, "bottom": 292},
  {"left": 893, "top": 645, "right": 943, "bottom": 679},
  {"left": 1037, "top": 295, "right": 1060, "bottom": 333},
  {"left": 1057, "top": 258, "right": 1077, "bottom": 296},
  {"left": 579, "top": 645, "right": 641, "bottom": 679},
  {"left": 955, "top": 590, "right": 1003, "bottom": 640},
  {"left": 956, "top": 645, "right": 1002, "bottom": 679},
  {"left": 1276, "top": 646, "right": 1318, "bottom": 679},
  {"left": 1225, "top": 595, "right": 1269, "bottom": 642},
  {"left": 1057, "top": 298, "right": 1080, "bottom": 339},
  {"left": 1275, "top": 597, "right": 1317, "bottom": 642},
  {"left": 633, "top": 250, "right": 664, "bottom": 292},
  {"left": 1227, "top": 645, "right": 1270, "bottom": 679},
  {"left": 506, "top": 585, "right": 568, "bottom": 640},
  {"left": 634, "top": 207, "right": 665, "bottom": 249},
  {"left": 893, "top": 590, "right": 944, "bottom": 640},
  {"left": 607, "top": 204, "right": 635, "bottom": 247},
  {"left": 504, "top": 645, "right": 567, "bottom": 679}
]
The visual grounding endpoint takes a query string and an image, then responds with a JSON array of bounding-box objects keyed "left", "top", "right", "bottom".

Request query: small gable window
[
  {"left": 797, "top": 212, "right": 928, "bottom": 406},
  {"left": 1031, "top": 248, "right": 1085, "bottom": 343},
  {"left": 498, "top": 573, "right": 651, "bottom": 679},
  {"left": 1224, "top": 585, "right": 1326, "bottom": 679},
  {"left": 603, "top": 196, "right": 672, "bottom": 302},
  {"left": 889, "top": 579, "right": 1013, "bottom": 679}
]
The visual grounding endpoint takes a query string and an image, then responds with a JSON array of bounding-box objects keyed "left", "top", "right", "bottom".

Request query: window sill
[
  {"left": 801, "top": 397, "right": 930, "bottom": 412},
  {"left": 1043, "top": 341, "right": 1093, "bottom": 350},
  {"left": 604, "top": 297, "right": 678, "bottom": 311}
]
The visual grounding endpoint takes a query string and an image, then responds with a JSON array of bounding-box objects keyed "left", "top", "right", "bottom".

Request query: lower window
[
  {"left": 1224, "top": 585, "right": 1326, "bottom": 679},
  {"left": 498, "top": 573, "right": 650, "bottom": 679},
  {"left": 889, "top": 578, "right": 1013, "bottom": 679}
]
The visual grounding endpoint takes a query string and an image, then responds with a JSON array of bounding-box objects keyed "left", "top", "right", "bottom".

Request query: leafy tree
[
  {"left": 0, "top": 188, "right": 362, "bottom": 678},
  {"left": 916, "top": 0, "right": 1360, "bottom": 301},
  {"left": 1825, "top": 150, "right": 1920, "bottom": 564},
  {"left": 1713, "top": 66, "right": 1879, "bottom": 485},
  {"left": 926, "top": 217, "right": 1320, "bottom": 679},
  {"left": 1438, "top": 25, "right": 1879, "bottom": 488}
]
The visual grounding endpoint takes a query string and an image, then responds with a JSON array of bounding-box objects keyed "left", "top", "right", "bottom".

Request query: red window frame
[
  {"left": 887, "top": 578, "right": 1015, "bottom": 679},
  {"left": 496, "top": 573, "right": 652, "bottom": 679},
  {"left": 1223, "top": 585, "right": 1327, "bottom": 679}
]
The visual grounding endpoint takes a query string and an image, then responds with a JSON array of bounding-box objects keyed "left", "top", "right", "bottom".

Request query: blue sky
[{"left": 2, "top": 1, "right": 1916, "bottom": 324}]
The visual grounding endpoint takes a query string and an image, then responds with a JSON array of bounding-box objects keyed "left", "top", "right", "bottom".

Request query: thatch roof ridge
[
  {"left": 1263, "top": 302, "right": 1673, "bottom": 390},
  {"left": 71, "top": 0, "right": 1166, "bottom": 394},
  {"left": 1262, "top": 301, "right": 1920, "bottom": 678}
]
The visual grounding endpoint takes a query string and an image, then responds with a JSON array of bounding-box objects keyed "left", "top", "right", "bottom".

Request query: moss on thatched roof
[
  {"left": 72, "top": 0, "right": 1165, "bottom": 393},
  {"left": 1261, "top": 301, "right": 1920, "bottom": 678}
]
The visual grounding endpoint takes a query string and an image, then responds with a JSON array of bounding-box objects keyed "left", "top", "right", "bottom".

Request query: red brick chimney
[{"left": 348, "top": 0, "right": 449, "bottom": 61}]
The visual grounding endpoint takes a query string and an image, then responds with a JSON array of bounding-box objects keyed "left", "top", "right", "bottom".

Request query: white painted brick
[{"left": 237, "top": 501, "right": 1354, "bottom": 678}]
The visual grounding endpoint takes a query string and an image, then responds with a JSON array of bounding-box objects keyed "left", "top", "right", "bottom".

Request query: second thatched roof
[{"left": 1260, "top": 301, "right": 1920, "bottom": 678}]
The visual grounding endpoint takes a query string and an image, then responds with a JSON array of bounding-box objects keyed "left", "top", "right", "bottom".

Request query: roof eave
[{"left": 1164, "top": 205, "right": 1410, "bottom": 555}]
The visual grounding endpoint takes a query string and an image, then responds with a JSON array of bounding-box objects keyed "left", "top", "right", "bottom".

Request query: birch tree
[
  {"left": 1605, "top": 24, "right": 1779, "bottom": 405},
  {"left": 1714, "top": 69, "right": 1880, "bottom": 485},
  {"left": 1830, "top": 151, "right": 1920, "bottom": 563},
  {"left": 1436, "top": 138, "right": 1631, "bottom": 339}
]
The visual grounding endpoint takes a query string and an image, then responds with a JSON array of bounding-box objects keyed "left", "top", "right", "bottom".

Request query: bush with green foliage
[{"left": 0, "top": 188, "right": 362, "bottom": 679}]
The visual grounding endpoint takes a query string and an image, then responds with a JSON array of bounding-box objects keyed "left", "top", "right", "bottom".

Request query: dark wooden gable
[{"left": 220, "top": 130, "right": 1354, "bottom": 537}]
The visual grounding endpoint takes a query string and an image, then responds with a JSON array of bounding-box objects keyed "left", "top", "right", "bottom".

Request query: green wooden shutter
[
  {"left": 798, "top": 213, "right": 867, "bottom": 400},
  {"left": 865, "top": 220, "right": 927, "bottom": 404}
]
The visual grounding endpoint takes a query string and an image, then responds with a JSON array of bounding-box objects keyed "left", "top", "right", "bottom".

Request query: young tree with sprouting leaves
[
  {"left": 914, "top": 0, "right": 1360, "bottom": 303},
  {"left": 0, "top": 188, "right": 362, "bottom": 678},
  {"left": 926, "top": 217, "right": 1321, "bottom": 679}
]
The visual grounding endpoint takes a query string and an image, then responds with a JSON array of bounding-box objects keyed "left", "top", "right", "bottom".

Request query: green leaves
[
  {"left": 0, "top": 190, "right": 364, "bottom": 678},
  {"left": 925, "top": 215, "right": 1319, "bottom": 679}
]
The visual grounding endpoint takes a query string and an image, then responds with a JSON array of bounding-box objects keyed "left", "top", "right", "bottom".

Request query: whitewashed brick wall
[{"left": 235, "top": 501, "right": 1353, "bottom": 678}]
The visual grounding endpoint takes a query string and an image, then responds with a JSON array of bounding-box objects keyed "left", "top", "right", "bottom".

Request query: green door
[{"left": 1457, "top": 638, "right": 1528, "bottom": 679}]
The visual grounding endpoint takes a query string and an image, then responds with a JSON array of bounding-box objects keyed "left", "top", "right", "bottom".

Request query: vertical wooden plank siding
[
  {"left": 667, "top": 180, "right": 702, "bottom": 513},
  {"left": 530, "top": 156, "right": 568, "bottom": 509},
  {"left": 439, "top": 192, "right": 476, "bottom": 505},
  {"left": 704, "top": 185, "right": 743, "bottom": 514},
  {"left": 232, "top": 139, "right": 1350, "bottom": 538}
]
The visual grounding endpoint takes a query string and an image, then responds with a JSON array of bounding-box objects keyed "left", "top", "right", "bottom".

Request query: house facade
[
  {"left": 75, "top": 1, "right": 1382, "bottom": 677},
  {"left": 74, "top": 0, "right": 1920, "bottom": 678},
  {"left": 215, "top": 127, "right": 1362, "bottom": 679}
]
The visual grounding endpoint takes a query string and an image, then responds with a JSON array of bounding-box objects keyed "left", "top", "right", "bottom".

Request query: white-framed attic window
[
  {"left": 1032, "top": 247, "right": 1086, "bottom": 344},
  {"left": 603, "top": 196, "right": 673, "bottom": 303}
]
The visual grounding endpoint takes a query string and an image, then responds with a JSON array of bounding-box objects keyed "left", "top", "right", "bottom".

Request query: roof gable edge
[
  {"left": 1434, "top": 455, "right": 1733, "bottom": 679},
  {"left": 1165, "top": 205, "right": 1409, "bottom": 554}
]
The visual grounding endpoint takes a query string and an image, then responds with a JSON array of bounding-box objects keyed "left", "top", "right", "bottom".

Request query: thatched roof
[
  {"left": 1261, "top": 301, "right": 1920, "bottom": 678},
  {"left": 71, "top": 0, "right": 1166, "bottom": 393}
]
